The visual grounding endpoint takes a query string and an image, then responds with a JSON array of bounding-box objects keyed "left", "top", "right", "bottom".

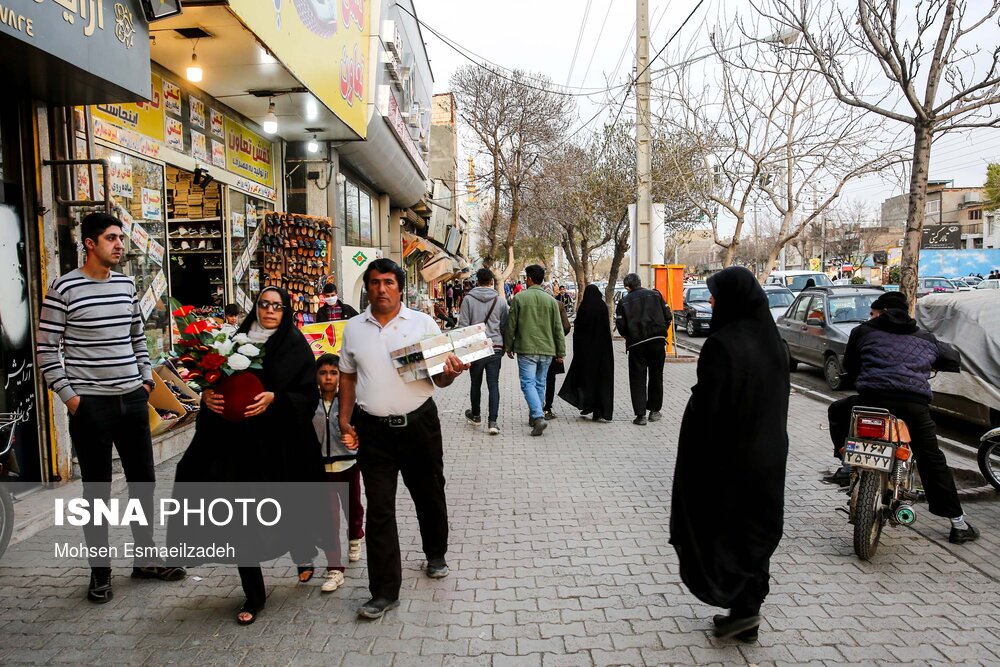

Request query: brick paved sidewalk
[{"left": 2, "top": 339, "right": 999, "bottom": 666}]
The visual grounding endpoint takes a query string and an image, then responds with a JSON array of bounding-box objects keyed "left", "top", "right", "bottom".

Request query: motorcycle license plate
[{"left": 844, "top": 440, "right": 893, "bottom": 472}]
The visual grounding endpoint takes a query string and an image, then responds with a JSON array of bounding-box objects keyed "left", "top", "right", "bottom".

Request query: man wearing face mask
[{"left": 317, "top": 283, "right": 359, "bottom": 322}]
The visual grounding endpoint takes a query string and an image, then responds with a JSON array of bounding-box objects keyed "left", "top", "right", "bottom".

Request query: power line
[
  {"left": 566, "top": 0, "right": 595, "bottom": 87},
  {"left": 577, "top": 0, "right": 615, "bottom": 89}
]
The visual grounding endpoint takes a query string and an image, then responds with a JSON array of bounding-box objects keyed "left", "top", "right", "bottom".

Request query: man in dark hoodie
[
  {"left": 826, "top": 291, "right": 979, "bottom": 545},
  {"left": 458, "top": 268, "right": 509, "bottom": 435}
]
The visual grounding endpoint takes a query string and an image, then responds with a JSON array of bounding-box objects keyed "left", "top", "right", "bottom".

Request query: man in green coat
[{"left": 503, "top": 264, "right": 566, "bottom": 436}]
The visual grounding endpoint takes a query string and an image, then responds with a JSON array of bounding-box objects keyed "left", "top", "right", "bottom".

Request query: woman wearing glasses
[{"left": 170, "top": 286, "right": 329, "bottom": 625}]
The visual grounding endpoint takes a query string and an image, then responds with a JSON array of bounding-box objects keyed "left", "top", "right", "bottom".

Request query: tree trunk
[{"left": 900, "top": 123, "right": 933, "bottom": 315}]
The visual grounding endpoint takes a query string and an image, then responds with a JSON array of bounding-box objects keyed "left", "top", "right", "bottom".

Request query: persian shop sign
[
  {"left": 224, "top": 118, "right": 274, "bottom": 188},
  {"left": 92, "top": 72, "right": 166, "bottom": 141},
  {"left": 0, "top": 0, "right": 151, "bottom": 101},
  {"left": 227, "top": 0, "right": 370, "bottom": 139}
]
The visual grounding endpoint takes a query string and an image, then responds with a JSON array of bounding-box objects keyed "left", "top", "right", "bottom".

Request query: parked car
[
  {"left": 776, "top": 286, "right": 884, "bottom": 390},
  {"left": 916, "top": 276, "right": 957, "bottom": 298},
  {"left": 765, "top": 270, "right": 834, "bottom": 293},
  {"left": 964, "top": 275, "right": 984, "bottom": 286},
  {"left": 976, "top": 279, "right": 1000, "bottom": 290},
  {"left": 674, "top": 285, "right": 713, "bottom": 336},
  {"left": 763, "top": 285, "right": 795, "bottom": 321},
  {"left": 948, "top": 278, "right": 974, "bottom": 292},
  {"left": 916, "top": 292, "right": 1000, "bottom": 428}
]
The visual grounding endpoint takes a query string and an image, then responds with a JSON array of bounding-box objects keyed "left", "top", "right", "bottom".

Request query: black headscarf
[
  {"left": 236, "top": 286, "right": 296, "bottom": 356},
  {"left": 671, "top": 265, "right": 789, "bottom": 610},
  {"left": 558, "top": 284, "right": 614, "bottom": 420}
]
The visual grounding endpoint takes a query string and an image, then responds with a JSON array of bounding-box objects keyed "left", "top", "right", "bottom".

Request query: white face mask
[{"left": 324, "top": 295, "right": 338, "bottom": 305}]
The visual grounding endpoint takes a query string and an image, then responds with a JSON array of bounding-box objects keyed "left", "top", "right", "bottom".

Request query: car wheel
[
  {"left": 785, "top": 343, "right": 798, "bottom": 372},
  {"left": 686, "top": 320, "right": 696, "bottom": 337},
  {"left": 824, "top": 355, "right": 845, "bottom": 391}
]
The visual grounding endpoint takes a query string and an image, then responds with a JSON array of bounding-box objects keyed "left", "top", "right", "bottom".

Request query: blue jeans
[{"left": 517, "top": 354, "right": 553, "bottom": 420}]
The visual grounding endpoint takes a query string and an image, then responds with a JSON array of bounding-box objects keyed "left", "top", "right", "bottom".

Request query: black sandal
[
  {"left": 297, "top": 565, "right": 314, "bottom": 583},
  {"left": 237, "top": 601, "right": 263, "bottom": 625}
]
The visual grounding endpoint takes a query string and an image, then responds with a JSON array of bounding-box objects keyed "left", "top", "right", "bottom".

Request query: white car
[
  {"left": 948, "top": 278, "right": 974, "bottom": 292},
  {"left": 765, "top": 270, "right": 834, "bottom": 293},
  {"left": 976, "top": 279, "right": 1000, "bottom": 290}
]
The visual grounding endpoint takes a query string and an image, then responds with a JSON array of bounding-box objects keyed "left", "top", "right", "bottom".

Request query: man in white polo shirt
[{"left": 338, "top": 258, "right": 468, "bottom": 619}]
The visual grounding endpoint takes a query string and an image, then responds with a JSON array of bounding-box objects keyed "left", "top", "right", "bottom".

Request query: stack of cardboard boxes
[{"left": 390, "top": 324, "right": 493, "bottom": 382}]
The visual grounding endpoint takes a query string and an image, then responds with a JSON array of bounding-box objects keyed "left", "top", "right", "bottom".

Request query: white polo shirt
[{"left": 338, "top": 304, "right": 441, "bottom": 416}]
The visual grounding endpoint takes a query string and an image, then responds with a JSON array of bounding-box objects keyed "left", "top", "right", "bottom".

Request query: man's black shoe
[
  {"left": 713, "top": 614, "right": 758, "bottom": 642},
  {"left": 87, "top": 570, "right": 113, "bottom": 604},
  {"left": 712, "top": 613, "right": 761, "bottom": 640},
  {"left": 823, "top": 467, "right": 852, "bottom": 487},
  {"left": 633, "top": 415, "right": 647, "bottom": 426},
  {"left": 357, "top": 597, "right": 400, "bottom": 619},
  {"left": 530, "top": 417, "right": 548, "bottom": 436},
  {"left": 465, "top": 409, "right": 481, "bottom": 425},
  {"left": 426, "top": 558, "right": 450, "bottom": 579},
  {"left": 950, "top": 522, "right": 980, "bottom": 544}
]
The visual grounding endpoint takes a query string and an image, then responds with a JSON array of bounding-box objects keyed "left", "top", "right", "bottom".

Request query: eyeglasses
[{"left": 257, "top": 301, "right": 285, "bottom": 311}]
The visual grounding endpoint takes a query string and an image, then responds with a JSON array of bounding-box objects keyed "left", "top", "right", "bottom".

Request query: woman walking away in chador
[
  {"left": 558, "top": 284, "right": 614, "bottom": 422},
  {"left": 670, "top": 266, "right": 789, "bottom": 643}
]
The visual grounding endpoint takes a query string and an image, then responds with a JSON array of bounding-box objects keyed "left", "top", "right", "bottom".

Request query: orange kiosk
[{"left": 653, "top": 264, "right": 686, "bottom": 355}]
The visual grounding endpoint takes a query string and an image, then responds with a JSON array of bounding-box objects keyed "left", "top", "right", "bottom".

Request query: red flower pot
[{"left": 214, "top": 372, "right": 265, "bottom": 423}]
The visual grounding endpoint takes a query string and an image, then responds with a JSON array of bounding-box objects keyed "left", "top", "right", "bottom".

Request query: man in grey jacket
[{"left": 458, "top": 268, "right": 509, "bottom": 434}]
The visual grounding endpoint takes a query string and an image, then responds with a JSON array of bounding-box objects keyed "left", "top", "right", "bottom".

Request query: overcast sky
[{"left": 416, "top": 0, "right": 1000, "bottom": 222}]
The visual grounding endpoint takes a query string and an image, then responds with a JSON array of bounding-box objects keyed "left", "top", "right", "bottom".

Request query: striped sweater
[{"left": 37, "top": 268, "right": 153, "bottom": 403}]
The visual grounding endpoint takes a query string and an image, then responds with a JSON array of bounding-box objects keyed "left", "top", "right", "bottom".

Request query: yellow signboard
[
  {"left": 224, "top": 118, "right": 274, "bottom": 188},
  {"left": 92, "top": 73, "right": 166, "bottom": 142},
  {"left": 227, "top": 0, "right": 371, "bottom": 139}
]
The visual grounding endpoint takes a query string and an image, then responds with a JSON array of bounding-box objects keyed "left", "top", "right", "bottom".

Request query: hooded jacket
[
  {"left": 843, "top": 307, "right": 960, "bottom": 403},
  {"left": 457, "top": 286, "right": 510, "bottom": 347},
  {"left": 615, "top": 287, "right": 673, "bottom": 350}
]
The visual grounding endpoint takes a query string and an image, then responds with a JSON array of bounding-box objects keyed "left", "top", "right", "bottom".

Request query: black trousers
[
  {"left": 469, "top": 350, "right": 503, "bottom": 422},
  {"left": 238, "top": 566, "right": 266, "bottom": 608},
  {"left": 828, "top": 393, "right": 963, "bottom": 518},
  {"left": 68, "top": 388, "right": 156, "bottom": 571},
  {"left": 356, "top": 400, "right": 448, "bottom": 600},
  {"left": 627, "top": 341, "right": 665, "bottom": 416},
  {"left": 543, "top": 360, "right": 559, "bottom": 411}
]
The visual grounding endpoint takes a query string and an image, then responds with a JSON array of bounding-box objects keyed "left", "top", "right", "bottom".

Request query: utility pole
[{"left": 635, "top": 0, "right": 653, "bottom": 287}]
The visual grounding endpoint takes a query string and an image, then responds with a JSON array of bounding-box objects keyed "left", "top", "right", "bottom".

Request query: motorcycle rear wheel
[
  {"left": 978, "top": 438, "right": 1000, "bottom": 492},
  {"left": 0, "top": 487, "right": 13, "bottom": 559},
  {"left": 853, "top": 470, "right": 885, "bottom": 560}
]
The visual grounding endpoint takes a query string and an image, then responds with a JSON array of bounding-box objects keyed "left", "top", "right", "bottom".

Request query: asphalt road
[{"left": 672, "top": 328, "right": 987, "bottom": 455}]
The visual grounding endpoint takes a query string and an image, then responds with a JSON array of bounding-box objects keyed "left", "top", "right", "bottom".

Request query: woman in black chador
[
  {"left": 670, "top": 266, "right": 789, "bottom": 642},
  {"left": 558, "top": 284, "right": 614, "bottom": 421},
  {"left": 169, "top": 286, "right": 329, "bottom": 625}
]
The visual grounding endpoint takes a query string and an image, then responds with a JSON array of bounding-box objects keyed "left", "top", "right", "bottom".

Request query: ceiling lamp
[
  {"left": 186, "top": 44, "right": 203, "bottom": 82},
  {"left": 263, "top": 100, "right": 278, "bottom": 134},
  {"left": 307, "top": 135, "right": 319, "bottom": 153}
]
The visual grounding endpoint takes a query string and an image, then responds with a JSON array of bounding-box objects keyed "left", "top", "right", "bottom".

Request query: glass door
[{"left": 227, "top": 189, "right": 272, "bottom": 314}]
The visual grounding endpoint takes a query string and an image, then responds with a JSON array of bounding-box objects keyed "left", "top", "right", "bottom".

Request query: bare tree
[
  {"left": 662, "top": 33, "right": 903, "bottom": 281},
  {"left": 762, "top": 0, "right": 1000, "bottom": 308},
  {"left": 451, "top": 65, "right": 574, "bottom": 282}
]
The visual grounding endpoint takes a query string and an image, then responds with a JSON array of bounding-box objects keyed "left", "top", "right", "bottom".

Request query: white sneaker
[
  {"left": 348, "top": 539, "right": 362, "bottom": 563},
  {"left": 321, "top": 569, "right": 345, "bottom": 593}
]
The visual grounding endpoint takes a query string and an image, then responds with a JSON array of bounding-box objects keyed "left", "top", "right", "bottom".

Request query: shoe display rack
[
  {"left": 262, "top": 212, "right": 333, "bottom": 320},
  {"left": 166, "top": 167, "right": 225, "bottom": 305}
]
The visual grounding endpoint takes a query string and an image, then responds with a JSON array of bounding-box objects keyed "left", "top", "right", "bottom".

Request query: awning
[{"left": 419, "top": 247, "right": 455, "bottom": 283}]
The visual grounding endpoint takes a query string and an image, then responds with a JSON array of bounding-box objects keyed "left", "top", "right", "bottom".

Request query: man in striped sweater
[{"left": 37, "top": 212, "right": 185, "bottom": 603}]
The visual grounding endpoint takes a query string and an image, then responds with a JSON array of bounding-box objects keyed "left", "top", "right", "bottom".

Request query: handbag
[{"left": 551, "top": 359, "right": 566, "bottom": 375}]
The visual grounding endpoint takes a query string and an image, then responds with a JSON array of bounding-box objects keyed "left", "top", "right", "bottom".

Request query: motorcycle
[
  {"left": 841, "top": 406, "right": 921, "bottom": 560},
  {"left": 0, "top": 414, "right": 18, "bottom": 558},
  {"left": 979, "top": 427, "right": 1000, "bottom": 492}
]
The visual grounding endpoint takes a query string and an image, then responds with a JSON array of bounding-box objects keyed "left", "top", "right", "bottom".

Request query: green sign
[{"left": 352, "top": 251, "right": 368, "bottom": 267}]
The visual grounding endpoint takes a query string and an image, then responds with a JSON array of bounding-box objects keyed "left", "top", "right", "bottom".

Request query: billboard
[
  {"left": 228, "top": 0, "right": 371, "bottom": 139},
  {"left": 920, "top": 224, "right": 962, "bottom": 250}
]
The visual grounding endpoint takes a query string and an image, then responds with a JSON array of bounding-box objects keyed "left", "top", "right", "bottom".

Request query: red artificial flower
[
  {"left": 172, "top": 305, "right": 195, "bottom": 317},
  {"left": 184, "top": 320, "right": 212, "bottom": 335},
  {"left": 179, "top": 354, "right": 196, "bottom": 365},
  {"left": 200, "top": 353, "right": 226, "bottom": 371},
  {"left": 204, "top": 369, "right": 222, "bottom": 385}
]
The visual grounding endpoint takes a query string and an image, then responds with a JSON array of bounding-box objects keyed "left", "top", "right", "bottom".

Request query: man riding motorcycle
[{"left": 826, "top": 291, "right": 979, "bottom": 545}]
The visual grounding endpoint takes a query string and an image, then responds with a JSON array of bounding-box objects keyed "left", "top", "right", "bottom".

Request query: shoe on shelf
[
  {"left": 426, "top": 558, "right": 450, "bottom": 579},
  {"left": 87, "top": 569, "right": 113, "bottom": 603},
  {"left": 950, "top": 521, "right": 980, "bottom": 544},
  {"left": 321, "top": 569, "right": 345, "bottom": 593},
  {"left": 530, "top": 417, "right": 548, "bottom": 436},
  {"left": 357, "top": 596, "right": 399, "bottom": 619},
  {"left": 648, "top": 410, "right": 662, "bottom": 422},
  {"left": 713, "top": 614, "right": 759, "bottom": 642},
  {"left": 487, "top": 422, "right": 500, "bottom": 435},
  {"left": 633, "top": 415, "right": 647, "bottom": 426},
  {"left": 465, "top": 409, "right": 481, "bottom": 425},
  {"left": 348, "top": 539, "right": 362, "bottom": 563}
]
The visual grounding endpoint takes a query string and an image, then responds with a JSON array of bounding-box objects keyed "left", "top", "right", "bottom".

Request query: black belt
[{"left": 357, "top": 399, "right": 433, "bottom": 428}]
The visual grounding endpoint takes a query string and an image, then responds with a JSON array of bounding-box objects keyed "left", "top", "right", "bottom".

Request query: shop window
[
  {"left": 345, "top": 180, "right": 360, "bottom": 246},
  {"left": 359, "top": 190, "right": 372, "bottom": 245},
  {"left": 228, "top": 190, "right": 273, "bottom": 308},
  {"left": 92, "top": 145, "right": 171, "bottom": 363},
  {"left": 165, "top": 165, "right": 224, "bottom": 313},
  {"left": 335, "top": 179, "right": 347, "bottom": 248}
]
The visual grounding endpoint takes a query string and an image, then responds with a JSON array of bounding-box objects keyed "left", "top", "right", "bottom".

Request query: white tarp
[{"left": 915, "top": 291, "right": 1000, "bottom": 411}]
